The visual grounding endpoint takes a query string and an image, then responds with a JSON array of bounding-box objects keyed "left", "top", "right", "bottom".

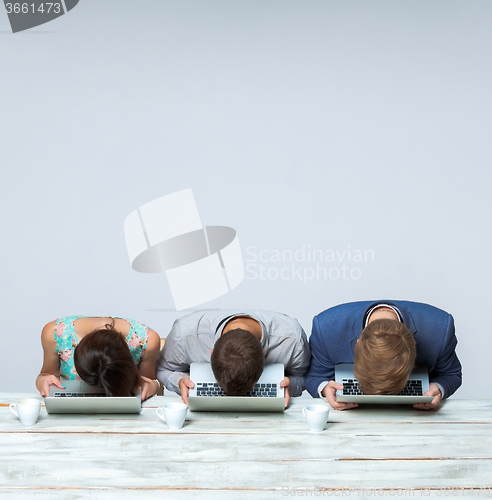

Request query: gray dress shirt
[{"left": 156, "top": 309, "right": 311, "bottom": 397}]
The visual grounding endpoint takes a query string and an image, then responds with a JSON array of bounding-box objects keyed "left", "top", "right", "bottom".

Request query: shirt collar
[
  {"left": 364, "top": 303, "right": 402, "bottom": 327},
  {"left": 215, "top": 314, "right": 265, "bottom": 345}
]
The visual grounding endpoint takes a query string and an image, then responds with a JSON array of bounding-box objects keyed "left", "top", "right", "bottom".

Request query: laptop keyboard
[
  {"left": 341, "top": 378, "right": 424, "bottom": 396},
  {"left": 196, "top": 382, "right": 278, "bottom": 397},
  {"left": 53, "top": 392, "right": 106, "bottom": 397}
]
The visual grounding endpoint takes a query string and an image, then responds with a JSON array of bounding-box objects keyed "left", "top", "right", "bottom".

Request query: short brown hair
[
  {"left": 74, "top": 325, "right": 143, "bottom": 397},
  {"left": 353, "top": 319, "right": 416, "bottom": 395},
  {"left": 211, "top": 329, "right": 264, "bottom": 396}
]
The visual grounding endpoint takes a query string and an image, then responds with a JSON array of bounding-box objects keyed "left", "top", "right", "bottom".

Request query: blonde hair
[{"left": 353, "top": 319, "right": 416, "bottom": 395}]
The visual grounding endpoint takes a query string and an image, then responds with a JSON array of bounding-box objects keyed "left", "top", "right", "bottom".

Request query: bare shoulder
[
  {"left": 41, "top": 320, "right": 57, "bottom": 342},
  {"left": 146, "top": 328, "right": 161, "bottom": 352}
]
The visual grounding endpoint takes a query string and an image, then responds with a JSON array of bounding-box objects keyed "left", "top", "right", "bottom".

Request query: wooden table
[{"left": 1, "top": 394, "right": 492, "bottom": 498}]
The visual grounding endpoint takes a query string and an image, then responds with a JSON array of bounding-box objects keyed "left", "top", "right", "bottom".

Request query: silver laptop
[
  {"left": 188, "top": 363, "right": 285, "bottom": 412},
  {"left": 334, "top": 363, "right": 433, "bottom": 404},
  {"left": 45, "top": 380, "right": 142, "bottom": 414}
]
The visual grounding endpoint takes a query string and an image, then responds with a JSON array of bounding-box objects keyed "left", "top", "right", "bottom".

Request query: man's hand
[
  {"left": 322, "top": 380, "right": 358, "bottom": 411},
  {"left": 280, "top": 377, "right": 291, "bottom": 408},
  {"left": 36, "top": 374, "right": 65, "bottom": 398},
  {"left": 413, "top": 382, "right": 442, "bottom": 410},
  {"left": 141, "top": 376, "right": 160, "bottom": 401},
  {"left": 178, "top": 376, "right": 195, "bottom": 406}
]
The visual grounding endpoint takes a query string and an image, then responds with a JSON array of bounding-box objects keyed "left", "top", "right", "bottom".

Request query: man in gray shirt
[{"left": 156, "top": 309, "right": 310, "bottom": 406}]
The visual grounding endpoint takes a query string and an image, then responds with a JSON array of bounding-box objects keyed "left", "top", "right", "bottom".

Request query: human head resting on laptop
[
  {"left": 353, "top": 318, "right": 416, "bottom": 395},
  {"left": 211, "top": 328, "right": 265, "bottom": 396},
  {"left": 36, "top": 316, "right": 161, "bottom": 402},
  {"left": 155, "top": 309, "right": 311, "bottom": 408},
  {"left": 74, "top": 328, "right": 143, "bottom": 397},
  {"left": 305, "top": 300, "right": 462, "bottom": 411}
]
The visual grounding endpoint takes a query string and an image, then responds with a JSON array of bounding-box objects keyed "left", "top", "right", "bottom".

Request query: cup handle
[
  {"left": 9, "top": 404, "right": 17, "bottom": 417},
  {"left": 302, "top": 407, "right": 306, "bottom": 417},
  {"left": 156, "top": 407, "right": 165, "bottom": 421}
]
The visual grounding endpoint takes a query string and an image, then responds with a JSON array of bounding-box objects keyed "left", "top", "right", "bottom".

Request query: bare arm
[
  {"left": 139, "top": 327, "right": 160, "bottom": 400},
  {"left": 36, "top": 321, "right": 65, "bottom": 397},
  {"left": 139, "top": 328, "right": 160, "bottom": 378}
]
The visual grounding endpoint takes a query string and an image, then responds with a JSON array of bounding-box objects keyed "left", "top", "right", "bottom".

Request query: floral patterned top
[{"left": 54, "top": 315, "right": 149, "bottom": 380}]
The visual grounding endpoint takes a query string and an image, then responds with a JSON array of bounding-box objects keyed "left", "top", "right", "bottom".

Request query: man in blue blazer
[{"left": 305, "top": 300, "right": 462, "bottom": 411}]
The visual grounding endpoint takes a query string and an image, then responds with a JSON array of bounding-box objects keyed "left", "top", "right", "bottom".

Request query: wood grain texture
[
  {"left": 1, "top": 488, "right": 491, "bottom": 499},
  {"left": 1, "top": 393, "right": 491, "bottom": 497},
  {"left": 0, "top": 457, "right": 491, "bottom": 488}
]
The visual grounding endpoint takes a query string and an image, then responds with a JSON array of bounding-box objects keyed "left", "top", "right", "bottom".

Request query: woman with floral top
[{"left": 36, "top": 316, "right": 161, "bottom": 401}]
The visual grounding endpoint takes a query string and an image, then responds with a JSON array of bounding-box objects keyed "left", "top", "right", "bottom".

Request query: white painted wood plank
[
  {"left": 0, "top": 487, "right": 491, "bottom": 499},
  {"left": 0, "top": 458, "right": 491, "bottom": 489},
  {"left": 2, "top": 410, "right": 492, "bottom": 434},
  {"left": 0, "top": 431, "right": 491, "bottom": 460},
  {"left": 2, "top": 399, "right": 492, "bottom": 435},
  {"left": 0, "top": 486, "right": 492, "bottom": 500}
]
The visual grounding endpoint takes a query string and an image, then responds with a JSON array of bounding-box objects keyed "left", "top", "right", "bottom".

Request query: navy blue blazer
[{"left": 305, "top": 300, "right": 462, "bottom": 399}]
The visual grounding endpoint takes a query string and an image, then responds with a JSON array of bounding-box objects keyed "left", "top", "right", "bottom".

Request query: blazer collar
[{"left": 348, "top": 300, "right": 417, "bottom": 354}]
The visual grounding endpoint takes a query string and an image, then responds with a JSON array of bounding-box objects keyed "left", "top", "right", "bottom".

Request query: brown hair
[
  {"left": 211, "top": 329, "right": 264, "bottom": 396},
  {"left": 353, "top": 319, "right": 416, "bottom": 395},
  {"left": 74, "top": 324, "right": 143, "bottom": 397}
]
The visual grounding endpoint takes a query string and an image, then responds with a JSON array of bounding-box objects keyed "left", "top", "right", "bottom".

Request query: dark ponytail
[{"left": 74, "top": 325, "right": 143, "bottom": 397}]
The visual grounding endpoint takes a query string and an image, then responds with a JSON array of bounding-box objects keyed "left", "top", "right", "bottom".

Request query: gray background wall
[{"left": 1, "top": 1, "right": 490, "bottom": 397}]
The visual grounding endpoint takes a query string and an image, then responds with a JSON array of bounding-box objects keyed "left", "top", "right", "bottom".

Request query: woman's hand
[
  {"left": 141, "top": 376, "right": 160, "bottom": 401},
  {"left": 37, "top": 321, "right": 65, "bottom": 397},
  {"left": 36, "top": 373, "right": 65, "bottom": 397}
]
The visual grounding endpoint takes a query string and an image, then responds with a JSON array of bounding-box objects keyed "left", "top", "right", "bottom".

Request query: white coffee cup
[
  {"left": 10, "top": 398, "right": 41, "bottom": 426},
  {"left": 302, "top": 405, "right": 329, "bottom": 432},
  {"left": 156, "top": 402, "right": 188, "bottom": 430}
]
